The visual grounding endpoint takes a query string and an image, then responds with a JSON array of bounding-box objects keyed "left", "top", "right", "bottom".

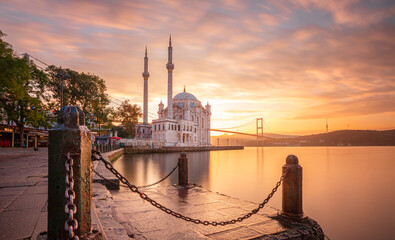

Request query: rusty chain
[
  {"left": 65, "top": 153, "right": 79, "bottom": 240},
  {"left": 91, "top": 149, "right": 288, "bottom": 226},
  {"left": 137, "top": 164, "right": 178, "bottom": 189},
  {"left": 92, "top": 159, "right": 178, "bottom": 189}
]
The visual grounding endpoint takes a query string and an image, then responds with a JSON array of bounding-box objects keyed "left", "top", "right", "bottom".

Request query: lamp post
[{"left": 55, "top": 66, "right": 70, "bottom": 109}]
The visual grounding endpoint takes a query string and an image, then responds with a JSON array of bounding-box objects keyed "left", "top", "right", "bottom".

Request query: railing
[
  {"left": 48, "top": 105, "right": 309, "bottom": 239},
  {"left": 92, "top": 142, "right": 121, "bottom": 153}
]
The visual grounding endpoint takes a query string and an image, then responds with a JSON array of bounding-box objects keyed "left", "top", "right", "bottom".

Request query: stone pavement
[
  {"left": 0, "top": 148, "right": 48, "bottom": 240},
  {"left": 0, "top": 148, "right": 104, "bottom": 240},
  {"left": 93, "top": 154, "right": 323, "bottom": 240},
  {"left": 94, "top": 184, "right": 289, "bottom": 240}
]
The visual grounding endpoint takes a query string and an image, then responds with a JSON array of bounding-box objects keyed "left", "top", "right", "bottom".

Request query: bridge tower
[{"left": 256, "top": 118, "right": 264, "bottom": 147}]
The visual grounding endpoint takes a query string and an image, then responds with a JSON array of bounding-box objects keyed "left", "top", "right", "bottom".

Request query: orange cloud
[{"left": 1, "top": 0, "right": 394, "bottom": 134}]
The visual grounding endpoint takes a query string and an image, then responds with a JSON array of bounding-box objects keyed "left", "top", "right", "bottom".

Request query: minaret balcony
[
  {"left": 142, "top": 72, "right": 150, "bottom": 78},
  {"left": 166, "top": 63, "right": 174, "bottom": 70}
]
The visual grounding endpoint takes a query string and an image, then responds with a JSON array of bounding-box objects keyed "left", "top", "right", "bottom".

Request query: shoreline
[{"left": 124, "top": 145, "right": 244, "bottom": 154}]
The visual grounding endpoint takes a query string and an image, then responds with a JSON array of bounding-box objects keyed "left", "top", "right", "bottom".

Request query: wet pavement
[
  {"left": 94, "top": 183, "right": 288, "bottom": 240},
  {"left": 93, "top": 154, "right": 312, "bottom": 240}
]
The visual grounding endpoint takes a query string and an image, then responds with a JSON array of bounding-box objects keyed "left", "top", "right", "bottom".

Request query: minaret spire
[
  {"left": 142, "top": 47, "right": 150, "bottom": 124},
  {"left": 166, "top": 35, "right": 175, "bottom": 119}
]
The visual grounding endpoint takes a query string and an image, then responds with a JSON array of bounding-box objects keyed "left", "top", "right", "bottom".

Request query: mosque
[{"left": 136, "top": 37, "right": 211, "bottom": 146}]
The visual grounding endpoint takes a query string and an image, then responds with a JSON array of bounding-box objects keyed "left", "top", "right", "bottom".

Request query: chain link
[
  {"left": 65, "top": 153, "right": 79, "bottom": 240},
  {"left": 92, "top": 150, "right": 288, "bottom": 226}
]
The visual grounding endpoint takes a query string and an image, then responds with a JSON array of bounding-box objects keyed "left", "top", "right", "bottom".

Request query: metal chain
[
  {"left": 92, "top": 156, "right": 178, "bottom": 189},
  {"left": 91, "top": 150, "right": 288, "bottom": 226},
  {"left": 65, "top": 153, "right": 79, "bottom": 240},
  {"left": 137, "top": 164, "right": 178, "bottom": 189}
]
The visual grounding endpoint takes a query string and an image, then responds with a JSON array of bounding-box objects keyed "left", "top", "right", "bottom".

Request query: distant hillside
[
  {"left": 294, "top": 129, "right": 395, "bottom": 146},
  {"left": 211, "top": 129, "right": 395, "bottom": 146}
]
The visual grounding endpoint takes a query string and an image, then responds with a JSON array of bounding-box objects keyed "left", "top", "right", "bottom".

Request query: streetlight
[{"left": 55, "top": 66, "right": 70, "bottom": 109}]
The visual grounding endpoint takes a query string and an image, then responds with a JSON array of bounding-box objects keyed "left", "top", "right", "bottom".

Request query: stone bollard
[
  {"left": 282, "top": 154, "right": 303, "bottom": 218},
  {"left": 48, "top": 106, "right": 95, "bottom": 239},
  {"left": 178, "top": 152, "right": 189, "bottom": 186}
]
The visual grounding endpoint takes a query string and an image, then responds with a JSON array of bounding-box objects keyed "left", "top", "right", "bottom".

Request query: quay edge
[{"left": 124, "top": 145, "right": 244, "bottom": 154}]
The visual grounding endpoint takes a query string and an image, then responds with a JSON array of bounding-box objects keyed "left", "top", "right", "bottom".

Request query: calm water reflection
[{"left": 113, "top": 146, "right": 395, "bottom": 240}]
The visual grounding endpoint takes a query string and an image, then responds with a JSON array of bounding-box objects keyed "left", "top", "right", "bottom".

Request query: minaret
[
  {"left": 158, "top": 100, "right": 164, "bottom": 118},
  {"left": 166, "top": 35, "right": 174, "bottom": 119},
  {"left": 142, "top": 47, "right": 150, "bottom": 124}
]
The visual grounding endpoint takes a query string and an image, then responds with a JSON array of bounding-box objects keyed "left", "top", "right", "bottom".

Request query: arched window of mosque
[
  {"left": 202, "top": 118, "right": 204, "bottom": 128},
  {"left": 143, "top": 129, "right": 145, "bottom": 134}
]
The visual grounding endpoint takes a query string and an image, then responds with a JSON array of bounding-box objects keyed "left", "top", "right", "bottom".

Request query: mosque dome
[{"left": 173, "top": 91, "right": 198, "bottom": 101}]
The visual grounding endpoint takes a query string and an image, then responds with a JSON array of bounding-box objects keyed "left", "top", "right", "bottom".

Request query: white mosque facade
[{"left": 136, "top": 37, "right": 211, "bottom": 147}]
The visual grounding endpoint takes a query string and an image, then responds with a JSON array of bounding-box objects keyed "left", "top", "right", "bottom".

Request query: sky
[{"left": 1, "top": 0, "right": 394, "bottom": 135}]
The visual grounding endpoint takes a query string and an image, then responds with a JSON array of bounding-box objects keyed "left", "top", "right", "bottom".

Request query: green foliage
[
  {"left": 46, "top": 65, "right": 112, "bottom": 128},
  {"left": 114, "top": 100, "right": 142, "bottom": 138},
  {"left": 0, "top": 30, "right": 50, "bottom": 146},
  {"left": 0, "top": 29, "right": 122, "bottom": 143}
]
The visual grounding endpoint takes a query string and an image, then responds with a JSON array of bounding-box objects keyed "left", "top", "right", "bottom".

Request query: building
[{"left": 151, "top": 37, "right": 211, "bottom": 146}]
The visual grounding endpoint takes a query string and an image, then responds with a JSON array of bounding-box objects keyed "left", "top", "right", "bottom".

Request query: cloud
[
  {"left": 291, "top": 0, "right": 395, "bottom": 27},
  {"left": 1, "top": 0, "right": 394, "bottom": 133}
]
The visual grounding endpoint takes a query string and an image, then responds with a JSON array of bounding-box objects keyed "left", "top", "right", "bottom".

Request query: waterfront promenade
[
  {"left": 0, "top": 149, "right": 323, "bottom": 239},
  {"left": 0, "top": 148, "right": 48, "bottom": 239}
]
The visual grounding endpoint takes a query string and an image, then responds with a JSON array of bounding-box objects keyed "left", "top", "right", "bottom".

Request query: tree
[
  {"left": 46, "top": 66, "right": 111, "bottom": 128},
  {"left": 0, "top": 30, "right": 50, "bottom": 147},
  {"left": 92, "top": 100, "right": 114, "bottom": 136},
  {"left": 115, "top": 100, "right": 142, "bottom": 138}
]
